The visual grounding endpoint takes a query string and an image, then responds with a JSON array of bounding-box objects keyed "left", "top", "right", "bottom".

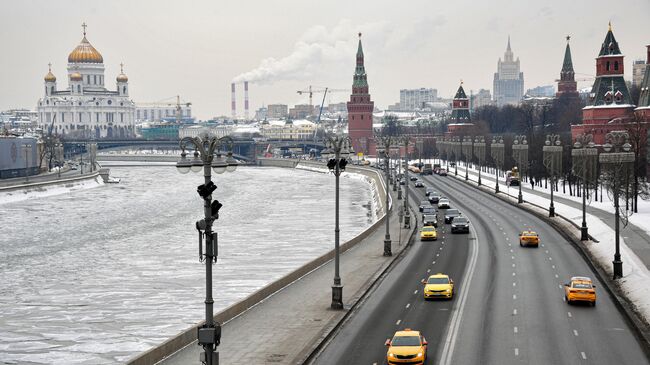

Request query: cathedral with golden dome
[{"left": 37, "top": 23, "right": 136, "bottom": 138}]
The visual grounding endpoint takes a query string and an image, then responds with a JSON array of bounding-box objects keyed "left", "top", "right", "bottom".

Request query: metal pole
[
  {"left": 332, "top": 145, "right": 343, "bottom": 309},
  {"left": 613, "top": 181, "right": 622, "bottom": 278},
  {"left": 580, "top": 161, "right": 588, "bottom": 240},
  {"left": 549, "top": 174, "right": 555, "bottom": 217},
  {"left": 24, "top": 146, "right": 29, "bottom": 182},
  {"left": 203, "top": 160, "right": 216, "bottom": 365},
  {"left": 384, "top": 149, "right": 392, "bottom": 256}
]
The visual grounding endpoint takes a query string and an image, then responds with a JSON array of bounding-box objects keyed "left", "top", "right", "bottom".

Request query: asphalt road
[{"left": 310, "top": 172, "right": 649, "bottom": 365}]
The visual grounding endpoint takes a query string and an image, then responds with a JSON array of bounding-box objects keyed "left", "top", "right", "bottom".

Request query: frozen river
[{"left": 0, "top": 166, "right": 376, "bottom": 364}]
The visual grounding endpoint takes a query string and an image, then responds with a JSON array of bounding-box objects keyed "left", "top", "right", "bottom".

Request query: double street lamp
[
  {"left": 474, "top": 136, "right": 486, "bottom": 186},
  {"left": 451, "top": 136, "right": 460, "bottom": 176},
  {"left": 599, "top": 131, "right": 635, "bottom": 279},
  {"left": 400, "top": 136, "right": 411, "bottom": 228},
  {"left": 491, "top": 136, "right": 504, "bottom": 193},
  {"left": 321, "top": 135, "right": 352, "bottom": 310},
  {"left": 54, "top": 143, "right": 64, "bottom": 178},
  {"left": 512, "top": 135, "right": 528, "bottom": 204},
  {"left": 543, "top": 134, "right": 563, "bottom": 217},
  {"left": 377, "top": 135, "right": 394, "bottom": 257},
  {"left": 176, "top": 135, "right": 238, "bottom": 365},
  {"left": 572, "top": 133, "right": 597, "bottom": 240}
]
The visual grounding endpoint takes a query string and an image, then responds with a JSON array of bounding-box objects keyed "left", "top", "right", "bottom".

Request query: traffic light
[
  {"left": 327, "top": 158, "right": 337, "bottom": 170},
  {"left": 338, "top": 158, "right": 347, "bottom": 171},
  {"left": 211, "top": 200, "right": 222, "bottom": 219},
  {"left": 197, "top": 181, "right": 217, "bottom": 199}
]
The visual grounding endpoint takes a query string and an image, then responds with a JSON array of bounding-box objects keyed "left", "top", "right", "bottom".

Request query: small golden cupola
[
  {"left": 68, "top": 23, "right": 104, "bottom": 64},
  {"left": 116, "top": 63, "right": 128, "bottom": 82},
  {"left": 44, "top": 63, "right": 56, "bottom": 82},
  {"left": 70, "top": 71, "right": 83, "bottom": 81}
]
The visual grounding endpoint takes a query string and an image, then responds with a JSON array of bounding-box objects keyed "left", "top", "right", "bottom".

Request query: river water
[{"left": 0, "top": 166, "right": 376, "bottom": 364}]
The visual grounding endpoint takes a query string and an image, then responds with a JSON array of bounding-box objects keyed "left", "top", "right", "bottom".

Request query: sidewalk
[{"left": 156, "top": 189, "right": 416, "bottom": 365}]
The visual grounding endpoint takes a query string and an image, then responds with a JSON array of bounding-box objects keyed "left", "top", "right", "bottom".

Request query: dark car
[
  {"left": 425, "top": 188, "right": 436, "bottom": 196},
  {"left": 419, "top": 200, "right": 431, "bottom": 212},
  {"left": 415, "top": 180, "right": 424, "bottom": 187},
  {"left": 438, "top": 169, "right": 448, "bottom": 176},
  {"left": 410, "top": 176, "right": 418, "bottom": 181},
  {"left": 399, "top": 179, "right": 406, "bottom": 185},
  {"left": 451, "top": 216, "right": 470, "bottom": 233},
  {"left": 423, "top": 214, "right": 438, "bottom": 227},
  {"left": 421, "top": 206, "right": 436, "bottom": 221},
  {"left": 444, "top": 209, "right": 460, "bottom": 224},
  {"left": 428, "top": 194, "right": 441, "bottom": 204}
]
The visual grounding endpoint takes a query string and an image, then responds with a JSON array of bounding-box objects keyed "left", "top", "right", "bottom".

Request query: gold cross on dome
[
  {"left": 566, "top": 35, "right": 571, "bottom": 42},
  {"left": 120, "top": 63, "right": 124, "bottom": 73},
  {"left": 358, "top": 32, "right": 362, "bottom": 38},
  {"left": 48, "top": 62, "right": 52, "bottom": 71},
  {"left": 82, "top": 22, "right": 87, "bottom": 36}
]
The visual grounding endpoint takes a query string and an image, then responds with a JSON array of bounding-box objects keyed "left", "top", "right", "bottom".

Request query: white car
[{"left": 438, "top": 198, "right": 450, "bottom": 209}]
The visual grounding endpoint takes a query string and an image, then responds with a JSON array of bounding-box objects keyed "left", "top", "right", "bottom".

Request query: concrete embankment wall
[
  {"left": 0, "top": 171, "right": 103, "bottom": 204},
  {"left": 128, "top": 158, "right": 388, "bottom": 365}
]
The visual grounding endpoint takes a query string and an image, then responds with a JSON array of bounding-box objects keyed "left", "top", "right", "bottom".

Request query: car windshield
[
  {"left": 572, "top": 283, "right": 592, "bottom": 289},
  {"left": 427, "top": 277, "right": 449, "bottom": 284},
  {"left": 454, "top": 217, "right": 468, "bottom": 223},
  {"left": 391, "top": 335, "right": 421, "bottom": 346},
  {"left": 422, "top": 227, "right": 436, "bottom": 232},
  {"left": 423, "top": 207, "right": 435, "bottom": 212},
  {"left": 446, "top": 209, "right": 459, "bottom": 216},
  {"left": 421, "top": 201, "right": 429, "bottom": 206}
]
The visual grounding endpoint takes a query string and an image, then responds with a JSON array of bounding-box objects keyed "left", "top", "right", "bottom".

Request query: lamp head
[
  {"left": 212, "top": 153, "right": 227, "bottom": 174},
  {"left": 176, "top": 150, "right": 192, "bottom": 174},
  {"left": 190, "top": 150, "right": 203, "bottom": 172},
  {"left": 225, "top": 151, "right": 238, "bottom": 172}
]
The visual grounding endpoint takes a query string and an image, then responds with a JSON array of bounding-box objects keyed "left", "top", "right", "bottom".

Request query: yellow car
[
  {"left": 385, "top": 328, "right": 428, "bottom": 365},
  {"left": 420, "top": 226, "right": 438, "bottom": 241},
  {"left": 421, "top": 273, "right": 454, "bottom": 300},
  {"left": 564, "top": 276, "right": 597, "bottom": 306},
  {"left": 519, "top": 230, "right": 540, "bottom": 247}
]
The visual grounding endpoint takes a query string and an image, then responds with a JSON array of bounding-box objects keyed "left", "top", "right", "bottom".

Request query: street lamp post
[
  {"left": 416, "top": 137, "right": 423, "bottom": 167},
  {"left": 474, "top": 136, "right": 485, "bottom": 186},
  {"left": 543, "top": 134, "right": 563, "bottom": 217},
  {"left": 22, "top": 143, "right": 30, "bottom": 182},
  {"left": 491, "top": 136, "right": 504, "bottom": 193},
  {"left": 400, "top": 136, "right": 411, "bottom": 228},
  {"left": 452, "top": 136, "right": 460, "bottom": 176},
  {"left": 462, "top": 136, "right": 472, "bottom": 181},
  {"left": 599, "top": 131, "right": 635, "bottom": 279},
  {"left": 572, "top": 133, "right": 597, "bottom": 239},
  {"left": 322, "top": 135, "right": 352, "bottom": 310},
  {"left": 176, "top": 134, "right": 238, "bottom": 365},
  {"left": 55, "top": 143, "right": 64, "bottom": 178},
  {"left": 397, "top": 149, "right": 402, "bottom": 199},
  {"left": 512, "top": 135, "right": 528, "bottom": 204},
  {"left": 377, "top": 135, "right": 394, "bottom": 256}
]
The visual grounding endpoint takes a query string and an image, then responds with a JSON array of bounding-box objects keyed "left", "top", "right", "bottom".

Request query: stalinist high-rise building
[
  {"left": 493, "top": 37, "right": 524, "bottom": 107},
  {"left": 37, "top": 24, "right": 136, "bottom": 139}
]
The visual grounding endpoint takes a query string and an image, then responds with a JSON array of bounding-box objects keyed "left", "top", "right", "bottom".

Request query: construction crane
[{"left": 297, "top": 86, "right": 349, "bottom": 116}]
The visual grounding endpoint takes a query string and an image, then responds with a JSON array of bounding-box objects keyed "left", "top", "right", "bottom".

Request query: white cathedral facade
[{"left": 37, "top": 25, "right": 136, "bottom": 139}]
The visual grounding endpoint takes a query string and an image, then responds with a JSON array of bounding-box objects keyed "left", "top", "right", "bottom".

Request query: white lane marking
[
  {"left": 512, "top": 263, "right": 516, "bottom": 268},
  {"left": 508, "top": 243, "right": 512, "bottom": 247},
  {"left": 440, "top": 247, "right": 443, "bottom": 250},
  {"left": 511, "top": 256, "right": 515, "bottom": 260},
  {"left": 513, "top": 294, "right": 517, "bottom": 300},
  {"left": 406, "top": 303, "right": 411, "bottom": 309},
  {"left": 439, "top": 221, "right": 480, "bottom": 365},
  {"left": 559, "top": 284, "right": 563, "bottom": 288},
  {"left": 506, "top": 237, "right": 509, "bottom": 241},
  {"left": 581, "top": 352, "right": 587, "bottom": 360},
  {"left": 552, "top": 265, "right": 556, "bottom": 269},
  {"left": 513, "top": 282, "right": 517, "bottom": 287},
  {"left": 541, "top": 243, "right": 545, "bottom": 247},
  {"left": 513, "top": 309, "right": 517, "bottom": 315},
  {"left": 510, "top": 249, "right": 514, "bottom": 253},
  {"left": 573, "top": 329, "right": 579, "bottom": 336},
  {"left": 436, "top": 253, "right": 440, "bottom": 257},
  {"left": 513, "top": 272, "right": 516, "bottom": 276},
  {"left": 514, "top": 348, "right": 519, "bottom": 356},
  {"left": 427, "top": 269, "right": 431, "bottom": 273},
  {"left": 432, "top": 261, "right": 436, "bottom": 265},
  {"left": 396, "top": 319, "right": 401, "bottom": 325},
  {"left": 555, "top": 274, "right": 559, "bottom": 278},
  {"left": 568, "top": 312, "right": 572, "bottom": 318},
  {"left": 549, "top": 257, "right": 553, "bottom": 261},
  {"left": 514, "top": 326, "right": 518, "bottom": 334},
  {"left": 545, "top": 250, "right": 549, "bottom": 253},
  {"left": 414, "top": 290, "right": 418, "bottom": 295}
]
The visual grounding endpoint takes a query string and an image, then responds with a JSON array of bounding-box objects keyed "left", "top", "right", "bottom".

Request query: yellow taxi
[
  {"left": 519, "top": 230, "right": 540, "bottom": 247},
  {"left": 564, "top": 276, "right": 597, "bottom": 306},
  {"left": 421, "top": 273, "right": 454, "bottom": 300},
  {"left": 385, "top": 328, "right": 428, "bottom": 365},
  {"left": 420, "top": 226, "right": 438, "bottom": 241}
]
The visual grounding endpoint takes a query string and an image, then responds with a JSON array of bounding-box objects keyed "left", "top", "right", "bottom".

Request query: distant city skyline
[{"left": 0, "top": 0, "right": 648, "bottom": 119}]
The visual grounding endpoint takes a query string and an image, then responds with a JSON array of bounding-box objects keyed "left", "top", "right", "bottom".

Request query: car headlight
[
  {"left": 417, "top": 352, "right": 423, "bottom": 357},
  {"left": 388, "top": 352, "right": 394, "bottom": 357}
]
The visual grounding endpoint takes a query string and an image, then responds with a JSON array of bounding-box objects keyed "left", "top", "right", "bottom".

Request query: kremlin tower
[
  {"left": 446, "top": 81, "right": 474, "bottom": 135},
  {"left": 347, "top": 33, "right": 375, "bottom": 156},
  {"left": 571, "top": 23, "right": 636, "bottom": 145},
  {"left": 635, "top": 45, "right": 650, "bottom": 120},
  {"left": 556, "top": 36, "right": 579, "bottom": 98}
]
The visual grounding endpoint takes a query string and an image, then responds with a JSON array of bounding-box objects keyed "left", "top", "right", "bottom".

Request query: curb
[
  {"left": 449, "top": 170, "right": 650, "bottom": 357},
  {"left": 298, "top": 198, "right": 419, "bottom": 365}
]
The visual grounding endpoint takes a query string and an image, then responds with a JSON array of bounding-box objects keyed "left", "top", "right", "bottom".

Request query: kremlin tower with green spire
[{"left": 347, "top": 33, "right": 375, "bottom": 156}]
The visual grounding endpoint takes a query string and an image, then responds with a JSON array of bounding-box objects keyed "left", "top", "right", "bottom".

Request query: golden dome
[
  {"left": 68, "top": 36, "right": 104, "bottom": 63},
  {"left": 116, "top": 63, "right": 128, "bottom": 82},
  {"left": 70, "top": 72, "right": 83, "bottom": 81},
  {"left": 44, "top": 63, "right": 56, "bottom": 82}
]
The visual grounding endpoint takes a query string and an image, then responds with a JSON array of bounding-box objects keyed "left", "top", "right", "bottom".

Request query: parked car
[
  {"left": 444, "top": 209, "right": 460, "bottom": 224},
  {"left": 451, "top": 216, "right": 470, "bottom": 233},
  {"left": 423, "top": 214, "right": 437, "bottom": 227}
]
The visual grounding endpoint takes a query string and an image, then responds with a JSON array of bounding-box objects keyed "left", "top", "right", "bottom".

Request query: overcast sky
[{"left": 1, "top": 0, "right": 648, "bottom": 120}]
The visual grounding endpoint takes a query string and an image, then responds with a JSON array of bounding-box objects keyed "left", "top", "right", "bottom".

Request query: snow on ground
[{"left": 419, "top": 158, "right": 650, "bottom": 323}]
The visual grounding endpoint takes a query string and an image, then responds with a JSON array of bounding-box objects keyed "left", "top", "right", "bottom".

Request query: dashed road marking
[
  {"left": 514, "top": 326, "right": 518, "bottom": 334},
  {"left": 514, "top": 348, "right": 519, "bottom": 356},
  {"left": 573, "top": 329, "right": 579, "bottom": 336},
  {"left": 512, "top": 263, "right": 516, "bottom": 268},
  {"left": 559, "top": 284, "right": 563, "bottom": 288},
  {"left": 396, "top": 319, "right": 401, "bottom": 325},
  {"left": 432, "top": 261, "right": 436, "bottom": 265},
  {"left": 414, "top": 290, "right": 418, "bottom": 294},
  {"left": 406, "top": 303, "right": 411, "bottom": 309},
  {"left": 552, "top": 265, "right": 556, "bottom": 269},
  {"left": 581, "top": 352, "right": 587, "bottom": 360},
  {"left": 568, "top": 312, "right": 572, "bottom": 318},
  {"left": 513, "top": 272, "right": 516, "bottom": 276},
  {"left": 513, "top": 282, "right": 517, "bottom": 287},
  {"left": 513, "top": 294, "right": 517, "bottom": 300},
  {"left": 549, "top": 257, "right": 553, "bottom": 261},
  {"left": 513, "top": 309, "right": 517, "bottom": 315},
  {"left": 555, "top": 274, "right": 559, "bottom": 278},
  {"left": 427, "top": 269, "right": 431, "bottom": 273}
]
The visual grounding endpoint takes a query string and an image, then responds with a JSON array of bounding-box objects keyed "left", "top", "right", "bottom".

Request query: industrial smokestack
[
  {"left": 244, "top": 81, "right": 250, "bottom": 120},
  {"left": 231, "top": 83, "right": 236, "bottom": 120}
]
